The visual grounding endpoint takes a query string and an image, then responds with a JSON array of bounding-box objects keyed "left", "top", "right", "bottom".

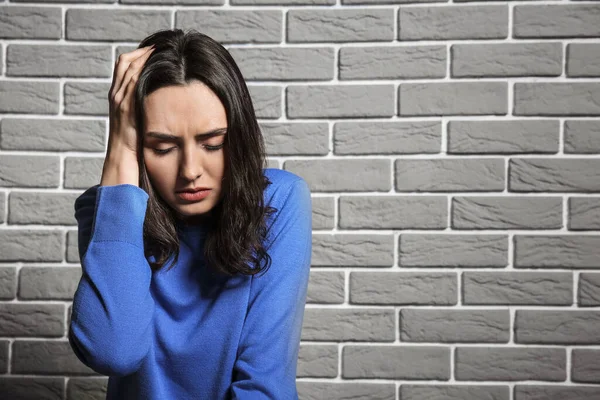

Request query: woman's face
[{"left": 142, "top": 80, "right": 227, "bottom": 225}]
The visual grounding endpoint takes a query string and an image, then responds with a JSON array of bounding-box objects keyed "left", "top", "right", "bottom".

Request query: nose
[{"left": 179, "top": 145, "right": 203, "bottom": 182}]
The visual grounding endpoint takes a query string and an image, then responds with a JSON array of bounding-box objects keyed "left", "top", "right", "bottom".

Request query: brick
[
  {"left": 339, "top": 195, "right": 447, "bottom": 229},
  {"left": 287, "top": 85, "right": 395, "bottom": 118},
  {"left": 514, "top": 4, "right": 600, "bottom": 38},
  {"left": 0, "top": 118, "right": 105, "bottom": 152},
  {"left": 64, "top": 82, "right": 110, "bottom": 115},
  {"left": 399, "top": 5, "right": 507, "bottom": 40},
  {"left": 302, "top": 308, "right": 395, "bottom": 341},
  {"left": 19, "top": 266, "right": 81, "bottom": 300},
  {"left": 455, "top": 347, "right": 565, "bottom": 381},
  {"left": 0, "top": 303, "right": 64, "bottom": 337},
  {"left": 7, "top": 45, "right": 112, "bottom": 77},
  {"left": 452, "top": 43, "right": 562, "bottom": 77},
  {"left": 67, "top": 230, "right": 80, "bottom": 263},
  {"left": 564, "top": 120, "right": 600, "bottom": 153},
  {"left": 339, "top": 45, "right": 446, "bottom": 79},
  {"left": 0, "top": 81, "right": 59, "bottom": 114},
  {"left": 260, "top": 122, "right": 328, "bottom": 155},
  {"left": 515, "top": 310, "right": 600, "bottom": 344},
  {"left": 350, "top": 272, "right": 457, "bottom": 305},
  {"left": 447, "top": 120, "right": 559, "bottom": 154},
  {"left": 12, "top": 340, "right": 98, "bottom": 375},
  {"left": 312, "top": 234, "right": 394, "bottom": 267},
  {"left": 579, "top": 273, "right": 600, "bottom": 306},
  {"left": 515, "top": 235, "right": 600, "bottom": 268},
  {"left": 0, "top": 191, "right": 4, "bottom": 223},
  {"left": 400, "top": 385, "right": 509, "bottom": 400},
  {"left": 233, "top": 0, "right": 332, "bottom": 4},
  {"left": 334, "top": 121, "right": 441, "bottom": 155},
  {"left": 248, "top": 85, "right": 281, "bottom": 119},
  {"left": 569, "top": 197, "right": 600, "bottom": 230},
  {"left": 514, "top": 83, "right": 600, "bottom": 116},
  {"left": 400, "top": 309, "right": 509, "bottom": 343},
  {"left": 120, "top": 0, "right": 225, "bottom": 2},
  {"left": 399, "top": 82, "right": 508, "bottom": 116},
  {"left": 510, "top": 159, "right": 600, "bottom": 192},
  {"left": 346, "top": 0, "right": 441, "bottom": 3},
  {"left": 288, "top": 9, "right": 393, "bottom": 42},
  {"left": 0, "top": 230, "right": 63, "bottom": 262},
  {"left": 515, "top": 385, "right": 600, "bottom": 400},
  {"left": 0, "top": 267, "right": 16, "bottom": 300},
  {"left": 121, "top": 0, "right": 222, "bottom": 3},
  {"left": 176, "top": 10, "right": 282, "bottom": 43},
  {"left": 64, "top": 157, "right": 104, "bottom": 189},
  {"left": 310, "top": 196, "right": 334, "bottom": 230},
  {"left": 0, "top": 6, "right": 61, "bottom": 39},
  {"left": 0, "top": 377, "right": 64, "bottom": 400},
  {"left": 297, "top": 344, "right": 338, "bottom": 378},
  {"left": 452, "top": 196, "right": 562, "bottom": 229},
  {"left": 285, "top": 159, "right": 391, "bottom": 192},
  {"left": 399, "top": 234, "right": 508, "bottom": 267},
  {"left": 306, "top": 270, "right": 344, "bottom": 304},
  {"left": 9, "top": 192, "right": 81, "bottom": 225},
  {"left": 0, "top": 340, "right": 7, "bottom": 374},
  {"left": 297, "top": 381, "right": 395, "bottom": 400},
  {"left": 463, "top": 271, "right": 572, "bottom": 305},
  {"left": 66, "top": 9, "right": 170, "bottom": 41},
  {"left": 572, "top": 349, "right": 600, "bottom": 383},
  {"left": 67, "top": 377, "right": 108, "bottom": 400},
  {"left": 0, "top": 155, "right": 60, "bottom": 188},
  {"left": 12, "top": 0, "right": 112, "bottom": 2},
  {"left": 567, "top": 43, "right": 600, "bottom": 77},
  {"left": 343, "top": 345, "right": 450, "bottom": 379},
  {"left": 228, "top": 47, "right": 334, "bottom": 80}
]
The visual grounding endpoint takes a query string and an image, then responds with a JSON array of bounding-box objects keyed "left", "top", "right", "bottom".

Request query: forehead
[{"left": 143, "top": 81, "right": 227, "bottom": 132}]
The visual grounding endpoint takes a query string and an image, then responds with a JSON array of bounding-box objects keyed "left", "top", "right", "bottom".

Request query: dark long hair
[{"left": 132, "top": 28, "right": 276, "bottom": 277}]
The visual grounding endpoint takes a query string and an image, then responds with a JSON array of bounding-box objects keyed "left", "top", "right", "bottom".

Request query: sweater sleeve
[
  {"left": 230, "top": 178, "right": 312, "bottom": 399},
  {"left": 69, "top": 183, "right": 156, "bottom": 377}
]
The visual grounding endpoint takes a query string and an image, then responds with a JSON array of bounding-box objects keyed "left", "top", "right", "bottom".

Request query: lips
[{"left": 177, "top": 187, "right": 210, "bottom": 193}]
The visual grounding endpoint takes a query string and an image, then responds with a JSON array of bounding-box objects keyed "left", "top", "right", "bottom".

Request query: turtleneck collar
[{"left": 175, "top": 216, "right": 210, "bottom": 240}]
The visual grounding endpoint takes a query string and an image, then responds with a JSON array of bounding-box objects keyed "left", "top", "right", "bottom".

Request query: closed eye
[{"left": 152, "top": 143, "right": 224, "bottom": 156}]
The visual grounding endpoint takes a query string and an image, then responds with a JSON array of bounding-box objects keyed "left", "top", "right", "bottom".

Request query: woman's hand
[
  {"left": 101, "top": 45, "right": 155, "bottom": 187},
  {"left": 108, "top": 44, "right": 155, "bottom": 156}
]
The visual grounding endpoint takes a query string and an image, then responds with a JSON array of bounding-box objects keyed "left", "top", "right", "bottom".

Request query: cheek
[{"left": 143, "top": 156, "right": 172, "bottom": 190}]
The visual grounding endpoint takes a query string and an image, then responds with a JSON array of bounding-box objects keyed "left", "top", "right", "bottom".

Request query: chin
[{"left": 173, "top": 203, "right": 213, "bottom": 218}]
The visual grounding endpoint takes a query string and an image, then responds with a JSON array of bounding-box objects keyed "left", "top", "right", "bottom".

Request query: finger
[
  {"left": 122, "top": 73, "right": 139, "bottom": 115},
  {"left": 110, "top": 46, "right": 152, "bottom": 93},
  {"left": 113, "top": 48, "right": 154, "bottom": 107},
  {"left": 110, "top": 46, "right": 154, "bottom": 97},
  {"left": 115, "top": 49, "right": 154, "bottom": 100},
  {"left": 110, "top": 46, "right": 154, "bottom": 99},
  {"left": 118, "top": 45, "right": 154, "bottom": 65}
]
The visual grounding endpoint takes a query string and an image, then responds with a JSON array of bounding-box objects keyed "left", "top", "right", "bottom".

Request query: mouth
[
  {"left": 176, "top": 188, "right": 212, "bottom": 202},
  {"left": 176, "top": 187, "right": 211, "bottom": 193}
]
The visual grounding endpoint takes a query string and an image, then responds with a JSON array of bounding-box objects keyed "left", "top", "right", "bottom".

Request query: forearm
[
  {"left": 70, "top": 240, "right": 155, "bottom": 376},
  {"left": 69, "top": 183, "right": 155, "bottom": 376},
  {"left": 100, "top": 143, "right": 140, "bottom": 187}
]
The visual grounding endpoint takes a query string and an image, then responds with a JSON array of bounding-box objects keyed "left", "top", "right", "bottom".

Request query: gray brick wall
[{"left": 0, "top": 0, "right": 599, "bottom": 399}]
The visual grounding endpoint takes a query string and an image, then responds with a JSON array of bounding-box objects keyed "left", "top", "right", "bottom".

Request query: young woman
[{"left": 69, "top": 28, "right": 312, "bottom": 400}]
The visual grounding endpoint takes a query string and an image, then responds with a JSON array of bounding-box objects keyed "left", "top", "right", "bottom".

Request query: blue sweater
[{"left": 69, "top": 168, "right": 312, "bottom": 400}]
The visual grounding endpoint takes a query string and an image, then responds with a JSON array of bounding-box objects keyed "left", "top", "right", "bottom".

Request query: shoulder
[
  {"left": 261, "top": 169, "right": 312, "bottom": 253},
  {"left": 262, "top": 168, "right": 309, "bottom": 207}
]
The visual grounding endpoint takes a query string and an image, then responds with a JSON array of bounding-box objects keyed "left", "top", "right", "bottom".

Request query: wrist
[{"left": 101, "top": 147, "right": 140, "bottom": 187}]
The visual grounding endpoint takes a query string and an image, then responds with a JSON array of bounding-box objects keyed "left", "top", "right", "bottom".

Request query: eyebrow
[{"left": 145, "top": 127, "right": 227, "bottom": 141}]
